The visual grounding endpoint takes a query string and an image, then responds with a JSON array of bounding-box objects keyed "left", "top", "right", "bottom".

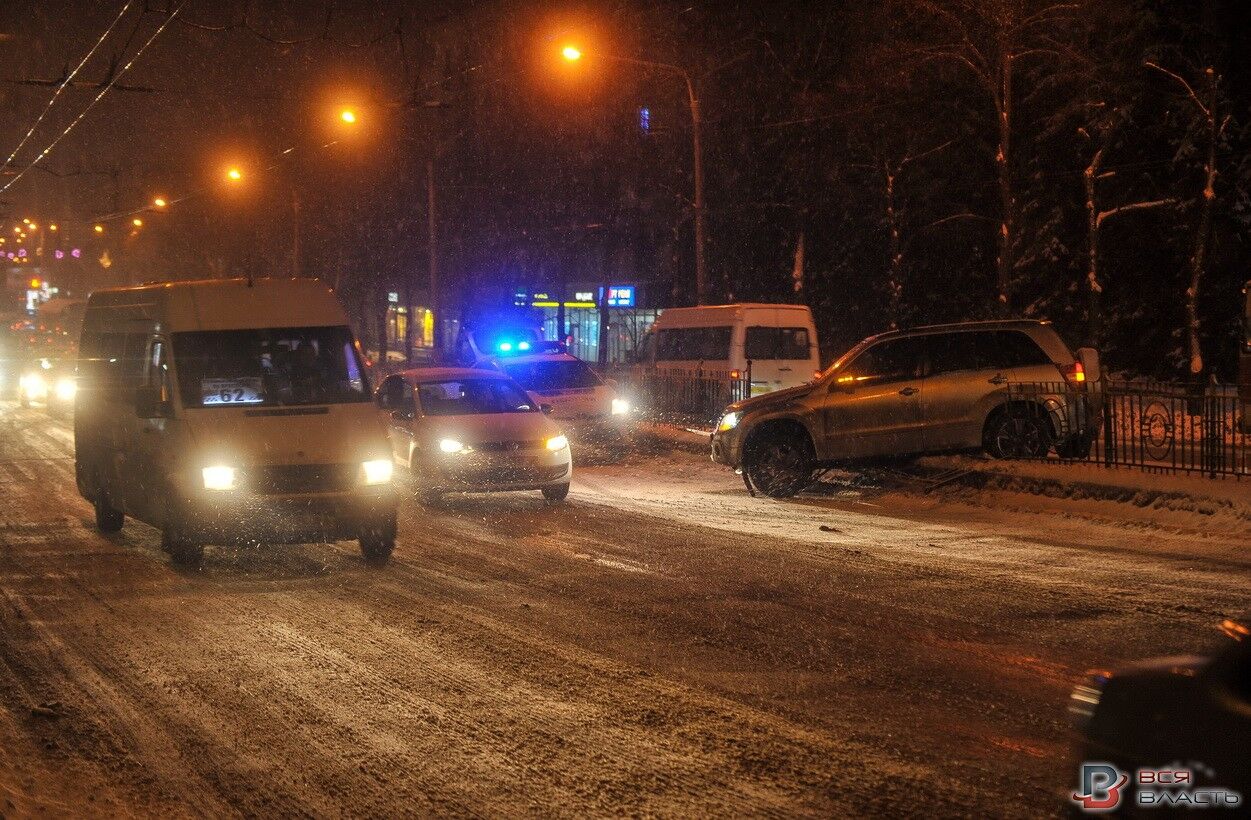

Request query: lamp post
[{"left": 563, "top": 46, "right": 708, "bottom": 305}]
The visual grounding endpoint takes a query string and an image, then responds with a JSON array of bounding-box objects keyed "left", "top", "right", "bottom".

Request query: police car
[{"left": 488, "top": 341, "right": 630, "bottom": 438}]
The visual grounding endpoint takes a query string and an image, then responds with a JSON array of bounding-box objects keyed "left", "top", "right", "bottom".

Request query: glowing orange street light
[
  {"left": 132, "top": 218, "right": 143, "bottom": 227},
  {"left": 339, "top": 108, "right": 357, "bottom": 125},
  {"left": 562, "top": 45, "right": 583, "bottom": 62},
  {"left": 49, "top": 224, "right": 57, "bottom": 231},
  {"left": 28, "top": 223, "right": 37, "bottom": 230},
  {"left": 153, "top": 197, "right": 168, "bottom": 209},
  {"left": 94, "top": 224, "right": 104, "bottom": 234},
  {"left": 226, "top": 166, "right": 243, "bottom": 182}
]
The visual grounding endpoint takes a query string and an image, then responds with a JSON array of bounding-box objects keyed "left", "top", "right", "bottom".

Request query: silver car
[
  {"left": 376, "top": 367, "right": 574, "bottom": 504},
  {"left": 711, "top": 320, "right": 1099, "bottom": 497}
]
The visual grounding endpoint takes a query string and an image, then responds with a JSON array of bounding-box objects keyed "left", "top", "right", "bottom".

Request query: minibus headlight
[
  {"left": 717, "top": 411, "right": 740, "bottom": 432},
  {"left": 438, "top": 438, "right": 468, "bottom": 454},
  {"left": 361, "top": 458, "right": 393, "bottom": 485},
  {"left": 611, "top": 398, "right": 630, "bottom": 416},
  {"left": 54, "top": 377, "right": 77, "bottom": 402},
  {"left": 202, "top": 465, "right": 237, "bottom": 491},
  {"left": 20, "top": 373, "right": 48, "bottom": 399},
  {"left": 545, "top": 434, "right": 569, "bottom": 452}
]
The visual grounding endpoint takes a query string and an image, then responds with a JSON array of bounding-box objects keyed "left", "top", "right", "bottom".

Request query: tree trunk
[
  {"left": 995, "top": 51, "right": 1014, "bottom": 313},
  {"left": 885, "top": 164, "right": 902, "bottom": 329},
  {"left": 1084, "top": 147, "right": 1104, "bottom": 346},
  {"left": 1187, "top": 95, "right": 1217, "bottom": 377}
]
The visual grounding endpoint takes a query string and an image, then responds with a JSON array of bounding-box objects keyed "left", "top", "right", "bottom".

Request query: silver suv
[{"left": 711, "top": 320, "right": 1100, "bottom": 497}]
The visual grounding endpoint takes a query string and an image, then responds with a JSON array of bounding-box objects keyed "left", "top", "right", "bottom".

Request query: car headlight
[
  {"left": 202, "top": 465, "right": 237, "bottom": 491},
  {"left": 55, "top": 378, "right": 77, "bottom": 402},
  {"left": 438, "top": 438, "right": 468, "bottom": 454},
  {"left": 611, "top": 398, "right": 630, "bottom": 416},
  {"left": 21, "top": 373, "right": 48, "bottom": 398},
  {"left": 546, "top": 434, "right": 569, "bottom": 451},
  {"left": 716, "top": 411, "right": 740, "bottom": 432},
  {"left": 361, "top": 458, "right": 393, "bottom": 485}
]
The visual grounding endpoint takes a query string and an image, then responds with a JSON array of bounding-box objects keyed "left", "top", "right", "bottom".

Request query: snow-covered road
[{"left": 0, "top": 403, "right": 1247, "bottom": 817}]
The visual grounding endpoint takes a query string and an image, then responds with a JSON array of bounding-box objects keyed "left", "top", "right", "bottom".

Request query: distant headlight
[
  {"left": 55, "top": 377, "right": 77, "bottom": 402},
  {"left": 716, "top": 411, "right": 740, "bottom": 432},
  {"left": 546, "top": 434, "right": 569, "bottom": 452},
  {"left": 202, "top": 465, "right": 237, "bottom": 491},
  {"left": 438, "top": 438, "right": 468, "bottom": 454},
  {"left": 611, "top": 398, "right": 630, "bottom": 416},
  {"left": 20, "top": 373, "right": 48, "bottom": 399},
  {"left": 361, "top": 458, "right": 393, "bottom": 485}
]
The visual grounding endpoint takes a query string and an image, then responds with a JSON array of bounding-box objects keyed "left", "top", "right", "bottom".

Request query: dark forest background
[{"left": 2, "top": 0, "right": 1248, "bottom": 377}]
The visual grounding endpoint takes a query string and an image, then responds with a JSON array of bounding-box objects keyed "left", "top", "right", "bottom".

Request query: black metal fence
[
  {"left": 1008, "top": 380, "right": 1249, "bottom": 479},
  {"left": 604, "top": 365, "right": 751, "bottom": 426}
]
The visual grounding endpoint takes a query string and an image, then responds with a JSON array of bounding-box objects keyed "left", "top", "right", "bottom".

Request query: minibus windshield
[{"left": 173, "top": 325, "right": 369, "bottom": 408}]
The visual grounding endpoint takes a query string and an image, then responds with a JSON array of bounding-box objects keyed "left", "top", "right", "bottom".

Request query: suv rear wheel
[
  {"left": 983, "top": 407, "right": 1052, "bottom": 459},
  {"left": 743, "top": 427, "right": 814, "bottom": 498}
]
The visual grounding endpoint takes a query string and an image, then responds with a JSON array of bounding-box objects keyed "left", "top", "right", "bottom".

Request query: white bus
[{"left": 634, "top": 303, "right": 821, "bottom": 394}]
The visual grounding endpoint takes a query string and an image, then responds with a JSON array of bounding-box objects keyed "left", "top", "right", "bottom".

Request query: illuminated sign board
[{"left": 602, "top": 285, "right": 635, "bottom": 308}]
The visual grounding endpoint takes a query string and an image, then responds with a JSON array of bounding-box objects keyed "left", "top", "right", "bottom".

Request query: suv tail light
[{"left": 1063, "top": 360, "right": 1085, "bottom": 388}]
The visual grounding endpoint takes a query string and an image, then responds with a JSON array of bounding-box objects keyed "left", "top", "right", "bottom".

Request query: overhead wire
[
  {"left": 1, "top": 0, "right": 136, "bottom": 171},
  {"left": 0, "top": 0, "right": 188, "bottom": 196}
]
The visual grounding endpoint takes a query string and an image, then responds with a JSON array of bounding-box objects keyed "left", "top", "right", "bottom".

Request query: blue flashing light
[
  {"left": 518, "top": 341, "right": 531, "bottom": 351},
  {"left": 498, "top": 342, "right": 513, "bottom": 352}
]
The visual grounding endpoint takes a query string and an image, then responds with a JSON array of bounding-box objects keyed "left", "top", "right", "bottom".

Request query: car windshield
[
  {"left": 416, "top": 378, "right": 537, "bottom": 416},
  {"left": 172, "top": 325, "right": 369, "bottom": 408},
  {"left": 502, "top": 359, "right": 601, "bottom": 392}
]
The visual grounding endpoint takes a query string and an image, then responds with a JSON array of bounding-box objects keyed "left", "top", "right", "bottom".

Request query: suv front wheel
[
  {"left": 743, "top": 426, "right": 814, "bottom": 498},
  {"left": 983, "top": 407, "right": 1052, "bottom": 459}
]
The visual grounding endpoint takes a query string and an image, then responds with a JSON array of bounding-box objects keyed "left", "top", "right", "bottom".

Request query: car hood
[
  {"left": 417, "top": 411, "right": 563, "bottom": 445},
  {"left": 725, "top": 382, "right": 816, "bottom": 416}
]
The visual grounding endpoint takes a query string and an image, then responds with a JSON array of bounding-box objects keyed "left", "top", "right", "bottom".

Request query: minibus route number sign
[{"left": 201, "top": 377, "right": 264, "bottom": 406}]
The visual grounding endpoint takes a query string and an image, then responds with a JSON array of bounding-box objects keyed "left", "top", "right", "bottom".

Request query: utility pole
[
  {"left": 685, "top": 73, "right": 707, "bottom": 306},
  {"left": 427, "top": 159, "right": 441, "bottom": 352},
  {"left": 291, "top": 187, "right": 301, "bottom": 278}
]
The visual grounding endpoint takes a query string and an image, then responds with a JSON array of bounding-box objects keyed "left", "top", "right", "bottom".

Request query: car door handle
[
  {"left": 988, "top": 374, "right": 1007, "bottom": 385},
  {"left": 898, "top": 386, "right": 919, "bottom": 396}
]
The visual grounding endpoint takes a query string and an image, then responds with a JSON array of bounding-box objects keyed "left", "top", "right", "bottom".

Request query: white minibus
[
  {"left": 635, "top": 303, "right": 820, "bottom": 394},
  {"left": 75, "top": 278, "right": 397, "bottom": 566}
]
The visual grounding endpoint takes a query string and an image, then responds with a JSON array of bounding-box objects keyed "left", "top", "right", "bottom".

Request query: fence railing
[
  {"left": 603, "top": 365, "right": 750, "bottom": 426},
  {"left": 1007, "top": 380, "right": 1249, "bottom": 479}
]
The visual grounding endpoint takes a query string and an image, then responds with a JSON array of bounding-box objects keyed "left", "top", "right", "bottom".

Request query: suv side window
[
  {"left": 929, "top": 332, "right": 994, "bottom": 375},
  {"left": 990, "top": 331, "right": 1052, "bottom": 368},
  {"left": 842, "top": 338, "right": 923, "bottom": 383}
]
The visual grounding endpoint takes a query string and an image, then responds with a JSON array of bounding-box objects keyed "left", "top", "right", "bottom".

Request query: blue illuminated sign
[{"left": 601, "top": 285, "right": 635, "bottom": 308}]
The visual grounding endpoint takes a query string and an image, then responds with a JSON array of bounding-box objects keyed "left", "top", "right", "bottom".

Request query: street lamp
[
  {"left": 339, "top": 108, "right": 357, "bottom": 125},
  {"left": 153, "top": 197, "right": 168, "bottom": 209},
  {"left": 226, "top": 166, "right": 243, "bottom": 182},
  {"left": 132, "top": 218, "right": 143, "bottom": 228},
  {"left": 561, "top": 43, "right": 708, "bottom": 305},
  {"left": 94, "top": 224, "right": 104, "bottom": 234}
]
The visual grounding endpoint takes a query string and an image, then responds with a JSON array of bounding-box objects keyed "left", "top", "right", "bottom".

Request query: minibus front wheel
[
  {"left": 359, "top": 511, "right": 397, "bottom": 565},
  {"left": 94, "top": 490, "right": 124, "bottom": 533},
  {"left": 162, "top": 525, "right": 204, "bottom": 569}
]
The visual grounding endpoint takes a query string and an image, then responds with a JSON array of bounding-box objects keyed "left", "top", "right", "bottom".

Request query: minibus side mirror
[
  {"left": 540, "top": 404, "right": 554, "bottom": 415},
  {"left": 135, "top": 386, "right": 166, "bottom": 419}
]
